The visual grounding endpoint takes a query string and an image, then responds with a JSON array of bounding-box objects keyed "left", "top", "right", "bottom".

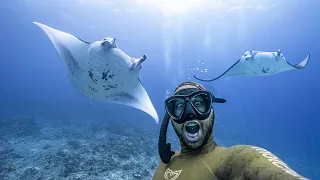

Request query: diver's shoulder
[
  {"left": 224, "top": 145, "right": 275, "bottom": 159},
  {"left": 225, "top": 145, "right": 258, "bottom": 154},
  {"left": 227, "top": 144, "right": 253, "bottom": 150},
  {"left": 226, "top": 145, "right": 270, "bottom": 153}
]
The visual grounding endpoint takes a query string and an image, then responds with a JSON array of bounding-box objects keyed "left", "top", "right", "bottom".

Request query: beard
[{"left": 172, "top": 110, "right": 214, "bottom": 150}]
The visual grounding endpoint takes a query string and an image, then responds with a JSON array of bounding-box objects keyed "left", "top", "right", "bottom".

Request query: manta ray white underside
[
  {"left": 33, "top": 22, "right": 159, "bottom": 123},
  {"left": 194, "top": 50, "right": 310, "bottom": 82}
]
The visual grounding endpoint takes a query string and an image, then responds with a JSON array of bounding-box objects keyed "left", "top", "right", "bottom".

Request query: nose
[{"left": 184, "top": 102, "right": 196, "bottom": 120}]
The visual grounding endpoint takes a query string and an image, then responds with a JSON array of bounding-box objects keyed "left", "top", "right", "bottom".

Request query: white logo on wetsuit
[
  {"left": 252, "top": 146, "right": 310, "bottom": 180},
  {"left": 164, "top": 168, "right": 182, "bottom": 180}
]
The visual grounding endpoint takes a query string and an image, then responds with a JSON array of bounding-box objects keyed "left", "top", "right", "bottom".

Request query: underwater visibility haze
[{"left": 0, "top": 0, "right": 319, "bottom": 179}]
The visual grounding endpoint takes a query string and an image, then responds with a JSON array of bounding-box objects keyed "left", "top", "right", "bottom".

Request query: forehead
[{"left": 175, "top": 88, "right": 200, "bottom": 95}]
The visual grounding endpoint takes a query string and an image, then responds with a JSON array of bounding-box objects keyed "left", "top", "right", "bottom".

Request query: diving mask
[{"left": 165, "top": 90, "right": 226, "bottom": 123}]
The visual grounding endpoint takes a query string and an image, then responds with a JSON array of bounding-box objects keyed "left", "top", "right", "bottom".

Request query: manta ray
[
  {"left": 33, "top": 22, "right": 159, "bottom": 123},
  {"left": 194, "top": 49, "right": 310, "bottom": 82}
]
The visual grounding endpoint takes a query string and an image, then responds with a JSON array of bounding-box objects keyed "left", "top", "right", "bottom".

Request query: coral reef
[
  {"left": 0, "top": 115, "right": 315, "bottom": 179},
  {"left": 0, "top": 117, "right": 41, "bottom": 140},
  {"left": 0, "top": 116, "right": 166, "bottom": 180}
]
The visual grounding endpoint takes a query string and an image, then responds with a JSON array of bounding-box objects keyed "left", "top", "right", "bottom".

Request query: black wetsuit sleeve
[{"left": 228, "top": 145, "right": 310, "bottom": 180}]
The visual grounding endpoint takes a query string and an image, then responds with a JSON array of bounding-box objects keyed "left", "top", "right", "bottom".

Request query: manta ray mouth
[
  {"left": 101, "top": 41, "right": 110, "bottom": 46},
  {"left": 184, "top": 121, "right": 202, "bottom": 142},
  {"left": 101, "top": 38, "right": 116, "bottom": 47}
]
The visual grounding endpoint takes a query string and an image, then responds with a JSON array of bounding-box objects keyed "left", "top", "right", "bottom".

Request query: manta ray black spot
[
  {"left": 261, "top": 67, "right": 269, "bottom": 73},
  {"left": 117, "top": 92, "right": 138, "bottom": 103},
  {"left": 88, "top": 85, "right": 98, "bottom": 92},
  {"left": 107, "top": 85, "right": 117, "bottom": 89},
  {"left": 58, "top": 41, "right": 79, "bottom": 70},
  {"left": 88, "top": 70, "right": 97, "bottom": 84},
  {"left": 102, "top": 70, "right": 111, "bottom": 81},
  {"left": 109, "top": 74, "right": 115, "bottom": 79},
  {"left": 88, "top": 71, "right": 93, "bottom": 77},
  {"left": 102, "top": 73, "right": 108, "bottom": 81}
]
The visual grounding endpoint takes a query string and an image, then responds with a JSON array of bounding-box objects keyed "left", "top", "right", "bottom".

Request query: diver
[{"left": 153, "top": 82, "right": 309, "bottom": 180}]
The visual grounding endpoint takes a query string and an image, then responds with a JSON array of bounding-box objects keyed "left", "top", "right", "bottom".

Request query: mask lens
[
  {"left": 190, "top": 92, "right": 211, "bottom": 113},
  {"left": 166, "top": 98, "right": 185, "bottom": 119}
]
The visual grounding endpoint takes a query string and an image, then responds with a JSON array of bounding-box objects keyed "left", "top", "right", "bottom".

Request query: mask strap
[{"left": 158, "top": 112, "right": 175, "bottom": 164}]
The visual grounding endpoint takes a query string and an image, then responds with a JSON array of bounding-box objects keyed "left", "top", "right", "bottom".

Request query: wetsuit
[
  {"left": 155, "top": 82, "right": 309, "bottom": 180},
  {"left": 153, "top": 137, "right": 309, "bottom": 180}
]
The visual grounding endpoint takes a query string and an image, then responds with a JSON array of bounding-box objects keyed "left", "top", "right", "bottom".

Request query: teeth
[
  {"left": 188, "top": 132, "right": 198, "bottom": 138},
  {"left": 186, "top": 122, "right": 198, "bottom": 127}
]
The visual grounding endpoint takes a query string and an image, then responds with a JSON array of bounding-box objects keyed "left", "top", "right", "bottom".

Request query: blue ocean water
[{"left": 0, "top": 0, "right": 319, "bottom": 179}]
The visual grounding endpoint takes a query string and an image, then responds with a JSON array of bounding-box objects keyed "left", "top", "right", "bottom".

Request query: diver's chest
[{"left": 155, "top": 157, "right": 218, "bottom": 180}]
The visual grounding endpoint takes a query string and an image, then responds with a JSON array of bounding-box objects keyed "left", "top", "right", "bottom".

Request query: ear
[{"left": 211, "top": 108, "right": 215, "bottom": 124}]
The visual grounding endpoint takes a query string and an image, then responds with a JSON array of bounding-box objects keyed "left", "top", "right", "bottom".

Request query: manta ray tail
[{"left": 193, "top": 75, "right": 217, "bottom": 82}]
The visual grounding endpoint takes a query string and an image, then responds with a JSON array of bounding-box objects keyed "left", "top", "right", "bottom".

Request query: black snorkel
[{"left": 158, "top": 112, "right": 175, "bottom": 164}]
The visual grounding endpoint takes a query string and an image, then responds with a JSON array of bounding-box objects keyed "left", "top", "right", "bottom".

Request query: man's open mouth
[{"left": 184, "top": 121, "right": 202, "bottom": 142}]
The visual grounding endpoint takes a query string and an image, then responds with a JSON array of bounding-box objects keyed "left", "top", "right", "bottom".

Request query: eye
[
  {"left": 194, "top": 101, "right": 202, "bottom": 106},
  {"left": 176, "top": 103, "right": 184, "bottom": 109}
]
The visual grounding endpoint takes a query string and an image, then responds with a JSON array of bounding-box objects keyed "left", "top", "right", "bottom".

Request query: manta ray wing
[
  {"left": 33, "top": 22, "right": 90, "bottom": 68},
  {"left": 194, "top": 59, "right": 250, "bottom": 82},
  {"left": 33, "top": 22, "right": 90, "bottom": 85},
  {"left": 271, "top": 54, "right": 311, "bottom": 73},
  {"left": 106, "top": 78, "right": 159, "bottom": 122},
  {"left": 287, "top": 54, "right": 311, "bottom": 69}
]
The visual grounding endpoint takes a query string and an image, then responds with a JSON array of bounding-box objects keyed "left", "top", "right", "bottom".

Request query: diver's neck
[{"left": 180, "top": 136, "right": 216, "bottom": 154}]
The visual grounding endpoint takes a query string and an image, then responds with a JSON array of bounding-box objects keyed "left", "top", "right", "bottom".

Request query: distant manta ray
[
  {"left": 194, "top": 49, "right": 310, "bottom": 82},
  {"left": 33, "top": 22, "right": 159, "bottom": 123}
]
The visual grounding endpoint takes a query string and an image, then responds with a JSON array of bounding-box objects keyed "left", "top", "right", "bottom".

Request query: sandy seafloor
[{"left": 0, "top": 115, "right": 317, "bottom": 180}]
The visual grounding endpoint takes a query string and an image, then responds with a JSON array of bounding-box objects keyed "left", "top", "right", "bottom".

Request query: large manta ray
[
  {"left": 33, "top": 22, "right": 159, "bottom": 123},
  {"left": 194, "top": 49, "right": 310, "bottom": 82}
]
